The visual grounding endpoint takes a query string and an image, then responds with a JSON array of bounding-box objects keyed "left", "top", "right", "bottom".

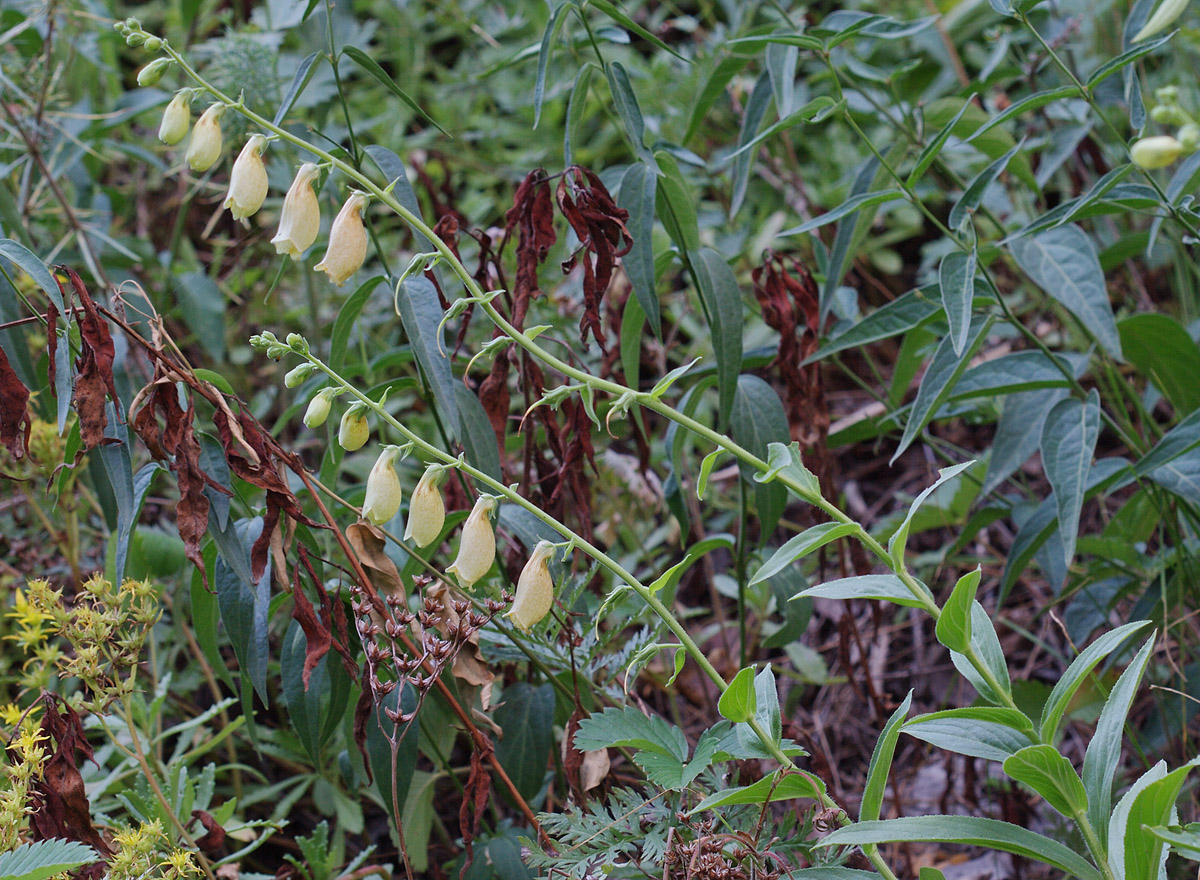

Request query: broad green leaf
[
  {"left": 689, "top": 769, "right": 825, "bottom": 813},
  {"left": 273, "top": 52, "right": 320, "bottom": 126},
  {"left": 718, "top": 666, "right": 758, "bottom": 723},
  {"left": 749, "top": 522, "right": 859, "bottom": 586},
  {"left": 342, "top": 46, "right": 448, "bottom": 135},
  {"left": 1040, "top": 391, "right": 1101, "bottom": 572},
  {"left": 216, "top": 517, "right": 271, "bottom": 705},
  {"left": 1118, "top": 313, "right": 1200, "bottom": 415},
  {"left": 731, "top": 376, "right": 789, "bottom": 538},
  {"left": 1039, "top": 619, "right": 1149, "bottom": 744},
  {"left": 690, "top": 248, "right": 744, "bottom": 429},
  {"left": 1003, "top": 745, "right": 1089, "bottom": 817},
  {"left": 281, "top": 619, "right": 327, "bottom": 763},
  {"left": 936, "top": 567, "right": 980, "bottom": 654},
  {"left": 1118, "top": 758, "right": 1200, "bottom": 880},
  {"left": 982, "top": 388, "right": 1070, "bottom": 496},
  {"left": 1010, "top": 225, "right": 1122, "bottom": 359},
  {"left": 654, "top": 150, "right": 700, "bottom": 254},
  {"left": 756, "top": 440, "right": 821, "bottom": 497},
  {"left": 948, "top": 141, "right": 1023, "bottom": 233},
  {"left": 952, "top": 351, "right": 1080, "bottom": 402},
  {"left": 574, "top": 706, "right": 688, "bottom": 760},
  {"left": 400, "top": 771, "right": 439, "bottom": 873},
  {"left": 938, "top": 249, "right": 976, "bottom": 355},
  {"left": 816, "top": 816, "right": 1102, "bottom": 880},
  {"left": 456, "top": 384, "right": 502, "bottom": 481},
  {"left": 635, "top": 724, "right": 722, "bottom": 790},
  {"left": 396, "top": 277, "right": 459, "bottom": 436},
  {"left": 617, "top": 163, "right": 661, "bottom": 337},
  {"left": 891, "top": 316, "right": 993, "bottom": 463},
  {"left": 0, "top": 839, "right": 98, "bottom": 880},
  {"left": 605, "top": 61, "right": 649, "bottom": 160},
  {"left": 805, "top": 287, "right": 941, "bottom": 364},
  {"left": 907, "top": 95, "right": 976, "bottom": 186},
  {"left": 1083, "top": 635, "right": 1155, "bottom": 845},
  {"left": 780, "top": 189, "right": 905, "bottom": 237},
  {"left": 904, "top": 707, "right": 1035, "bottom": 762},
  {"left": 1135, "top": 406, "right": 1200, "bottom": 475},
  {"left": 798, "top": 574, "right": 930, "bottom": 609},
  {"left": 888, "top": 461, "right": 974, "bottom": 567},
  {"left": 0, "top": 238, "right": 64, "bottom": 312},
  {"left": 750, "top": 665, "right": 782, "bottom": 743},
  {"left": 495, "top": 682, "right": 555, "bottom": 801},
  {"left": 861, "top": 691, "right": 913, "bottom": 822},
  {"left": 729, "top": 71, "right": 773, "bottom": 218}
]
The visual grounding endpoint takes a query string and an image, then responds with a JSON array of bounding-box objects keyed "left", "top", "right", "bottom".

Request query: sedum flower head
[
  {"left": 184, "top": 103, "right": 225, "bottom": 172},
  {"left": 303, "top": 387, "right": 336, "bottom": 428},
  {"left": 507, "top": 540, "right": 556, "bottom": 631},
  {"left": 404, "top": 465, "right": 445, "bottom": 548},
  {"left": 314, "top": 192, "right": 369, "bottom": 285},
  {"left": 363, "top": 446, "right": 403, "bottom": 525},
  {"left": 1131, "top": 135, "right": 1183, "bottom": 169},
  {"left": 447, "top": 496, "right": 496, "bottom": 587},
  {"left": 158, "top": 91, "right": 191, "bottom": 145},
  {"left": 338, "top": 404, "right": 370, "bottom": 451},
  {"left": 224, "top": 135, "right": 269, "bottom": 221},
  {"left": 272, "top": 163, "right": 321, "bottom": 259}
]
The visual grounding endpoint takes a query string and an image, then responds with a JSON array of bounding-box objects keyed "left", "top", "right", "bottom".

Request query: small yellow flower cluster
[
  {"left": 108, "top": 820, "right": 200, "bottom": 880},
  {"left": 155, "top": 95, "right": 370, "bottom": 285},
  {"left": 0, "top": 720, "right": 46, "bottom": 851}
]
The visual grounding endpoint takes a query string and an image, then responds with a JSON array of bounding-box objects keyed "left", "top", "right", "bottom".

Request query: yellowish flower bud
[
  {"left": 362, "top": 447, "right": 403, "bottom": 526},
  {"left": 447, "top": 496, "right": 496, "bottom": 587},
  {"left": 1132, "top": 0, "right": 1190, "bottom": 42},
  {"left": 158, "top": 92, "right": 191, "bottom": 145},
  {"left": 314, "top": 192, "right": 369, "bottom": 285},
  {"left": 137, "top": 57, "right": 172, "bottom": 87},
  {"left": 284, "top": 363, "right": 314, "bottom": 388},
  {"left": 506, "top": 541, "right": 556, "bottom": 632},
  {"left": 404, "top": 466, "right": 445, "bottom": 548},
  {"left": 272, "top": 163, "right": 321, "bottom": 260},
  {"left": 303, "top": 387, "right": 336, "bottom": 428},
  {"left": 338, "top": 405, "right": 370, "bottom": 451},
  {"left": 1131, "top": 135, "right": 1183, "bottom": 169},
  {"left": 224, "top": 135, "right": 269, "bottom": 221},
  {"left": 185, "top": 103, "right": 225, "bottom": 172}
]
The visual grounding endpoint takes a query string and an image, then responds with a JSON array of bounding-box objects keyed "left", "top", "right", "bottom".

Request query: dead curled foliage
[{"left": 0, "top": 341, "right": 31, "bottom": 462}]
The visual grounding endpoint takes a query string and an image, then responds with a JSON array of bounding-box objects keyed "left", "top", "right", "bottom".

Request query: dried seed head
[
  {"left": 184, "top": 103, "right": 225, "bottom": 172},
  {"left": 404, "top": 465, "right": 445, "bottom": 548},
  {"left": 272, "top": 163, "right": 321, "bottom": 259},
  {"left": 506, "top": 541, "right": 556, "bottom": 632},
  {"left": 314, "top": 192, "right": 369, "bottom": 285},
  {"left": 362, "top": 446, "right": 403, "bottom": 526},
  {"left": 224, "top": 134, "right": 269, "bottom": 221},
  {"left": 446, "top": 496, "right": 496, "bottom": 587}
]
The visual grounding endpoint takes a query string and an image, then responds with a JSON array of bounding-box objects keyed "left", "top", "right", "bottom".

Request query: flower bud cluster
[{"left": 1133, "top": 85, "right": 1200, "bottom": 170}]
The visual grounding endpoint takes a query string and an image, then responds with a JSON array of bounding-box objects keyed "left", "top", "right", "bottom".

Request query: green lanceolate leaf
[
  {"left": 533, "top": 4, "right": 569, "bottom": 127},
  {"left": 797, "top": 574, "right": 930, "bottom": 609},
  {"left": 605, "top": 61, "right": 649, "bottom": 160},
  {"left": 935, "top": 566, "right": 980, "bottom": 654},
  {"left": 729, "top": 71, "right": 773, "bottom": 218},
  {"left": 495, "top": 682, "right": 555, "bottom": 801},
  {"left": 342, "top": 46, "right": 448, "bottom": 135},
  {"left": 273, "top": 52, "right": 321, "bottom": 126},
  {"left": 950, "top": 602, "right": 1012, "bottom": 705},
  {"left": 617, "top": 162, "right": 661, "bottom": 337},
  {"left": 948, "top": 141, "right": 1023, "bottom": 233},
  {"left": 805, "top": 286, "right": 941, "bottom": 364},
  {"left": 654, "top": 150, "right": 700, "bottom": 254},
  {"left": 731, "top": 376, "right": 789, "bottom": 538},
  {"left": 750, "top": 522, "right": 859, "bottom": 586},
  {"left": 938, "top": 249, "right": 977, "bottom": 355},
  {"left": 756, "top": 441, "right": 821, "bottom": 497},
  {"left": 907, "top": 95, "right": 977, "bottom": 187},
  {"left": 1112, "top": 758, "right": 1200, "bottom": 880},
  {"left": 718, "top": 666, "right": 758, "bottom": 723},
  {"left": 904, "top": 707, "right": 1035, "bottom": 762},
  {"left": 861, "top": 691, "right": 913, "bottom": 822},
  {"left": 690, "top": 248, "right": 744, "bottom": 429},
  {"left": 780, "top": 189, "right": 905, "bottom": 237},
  {"left": 395, "top": 276, "right": 459, "bottom": 436},
  {"left": 1039, "top": 390, "right": 1101, "bottom": 572},
  {"left": 689, "top": 769, "right": 826, "bottom": 813},
  {"left": 888, "top": 461, "right": 975, "bottom": 567},
  {"left": 1003, "top": 745, "right": 1089, "bottom": 817}
]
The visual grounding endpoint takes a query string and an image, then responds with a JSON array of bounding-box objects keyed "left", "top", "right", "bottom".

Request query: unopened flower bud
[
  {"left": 283, "top": 363, "right": 314, "bottom": 388},
  {"left": 404, "top": 466, "right": 445, "bottom": 548},
  {"left": 363, "top": 447, "right": 403, "bottom": 525},
  {"left": 447, "top": 496, "right": 496, "bottom": 587},
  {"left": 185, "top": 103, "right": 225, "bottom": 172},
  {"left": 314, "top": 192, "right": 369, "bottom": 285},
  {"left": 1132, "top": 0, "right": 1190, "bottom": 43},
  {"left": 272, "top": 163, "right": 321, "bottom": 259},
  {"left": 224, "top": 135, "right": 269, "bottom": 221},
  {"left": 303, "top": 387, "right": 336, "bottom": 428},
  {"left": 126, "top": 32, "right": 146, "bottom": 47},
  {"left": 1180, "top": 123, "right": 1200, "bottom": 152},
  {"left": 143, "top": 35, "right": 163, "bottom": 52},
  {"left": 507, "top": 541, "right": 556, "bottom": 632},
  {"left": 158, "top": 91, "right": 191, "bottom": 145},
  {"left": 338, "top": 404, "right": 370, "bottom": 451},
  {"left": 286, "top": 333, "right": 308, "bottom": 352},
  {"left": 137, "top": 57, "right": 172, "bottom": 87},
  {"left": 1131, "top": 135, "right": 1183, "bottom": 169}
]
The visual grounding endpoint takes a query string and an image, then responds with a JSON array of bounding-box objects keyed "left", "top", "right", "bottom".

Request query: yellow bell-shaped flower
[
  {"left": 447, "top": 496, "right": 496, "bottom": 587},
  {"left": 314, "top": 192, "right": 369, "bottom": 285},
  {"left": 272, "top": 163, "right": 321, "bottom": 259},
  {"left": 338, "top": 404, "right": 370, "bottom": 452},
  {"left": 404, "top": 466, "right": 445, "bottom": 548},
  {"left": 362, "top": 446, "right": 404, "bottom": 526},
  {"left": 224, "top": 135, "right": 269, "bottom": 221},
  {"left": 506, "top": 541, "right": 556, "bottom": 632},
  {"left": 184, "top": 103, "right": 224, "bottom": 172},
  {"left": 158, "top": 91, "right": 191, "bottom": 145}
]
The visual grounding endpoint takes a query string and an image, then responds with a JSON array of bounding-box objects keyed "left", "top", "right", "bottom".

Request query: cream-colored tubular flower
[
  {"left": 404, "top": 466, "right": 445, "bottom": 548},
  {"left": 224, "top": 135, "right": 269, "bottom": 221},
  {"left": 1131, "top": 135, "right": 1183, "bottom": 170},
  {"left": 338, "top": 404, "right": 369, "bottom": 451},
  {"left": 362, "top": 447, "right": 403, "bottom": 526},
  {"left": 272, "top": 163, "right": 321, "bottom": 259},
  {"left": 446, "top": 496, "right": 496, "bottom": 587},
  {"left": 303, "top": 387, "right": 336, "bottom": 428},
  {"left": 159, "top": 91, "right": 191, "bottom": 145},
  {"left": 184, "top": 103, "right": 225, "bottom": 172},
  {"left": 314, "top": 192, "right": 369, "bottom": 285},
  {"left": 507, "top": 541, "right": 556, "bottom": 632}
]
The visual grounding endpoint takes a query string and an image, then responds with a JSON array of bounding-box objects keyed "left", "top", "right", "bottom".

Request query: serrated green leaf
[
  {"left": 574, "top": 706, "right": 688, "bottom": 761},
  {"left": 0, "top": 839, "right": 98, "bottom": 880}
]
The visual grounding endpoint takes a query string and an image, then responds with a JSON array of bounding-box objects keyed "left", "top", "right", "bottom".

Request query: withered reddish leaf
[
  {"left": 46, "top": 300, "right": 60, "bottom": 393},
  {"left": 0, "top": 343, "right": 31, "bottom": 460},
  {"left": 291, "top": 557, "right": 331, "bottom": 689},
  {"left": 296, "top": 547, "right": 358, "bottom": 682},
  {"left": 478, "top": 350, "right": 512, "bottom": 455},
  {"left": 353, "top": 686, "right": 375, "bottom": 784},
  {"left": 556, "top": 166, "right": 632, "bottom": 351},
  {"left": 29, "top": 695, "right": 111, "bottom": 856},
  {"left": 191, "top": 810, "right": 226, "bottom": 855},
  {"left": 60, "top": 268, "right": 119, "bottom": 457},
  {"left": 458, "top": 738, "right": 494, "bottom": 872},
  {"left": 505, "top": 169, "right": 557, "bottom": 325}
]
